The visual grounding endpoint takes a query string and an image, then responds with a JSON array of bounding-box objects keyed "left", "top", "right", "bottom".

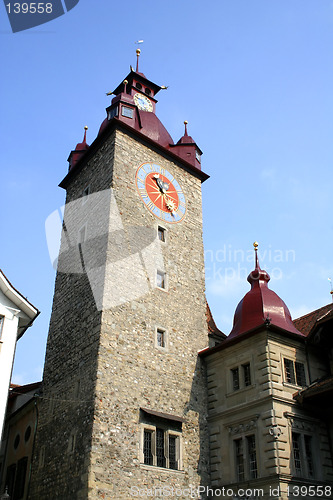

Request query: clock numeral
[{"left": 146, "top": 200, "right": 154, "bottom": 210}]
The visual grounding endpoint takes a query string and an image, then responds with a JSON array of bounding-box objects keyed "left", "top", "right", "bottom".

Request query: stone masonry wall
[
  {"left": 88, "top": 128, "right": 210, "bottom": 498},
  {"left": 29, "top": 126, "right": 210, "bottom": 499}
]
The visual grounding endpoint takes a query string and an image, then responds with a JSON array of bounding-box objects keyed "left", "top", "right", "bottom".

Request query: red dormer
[
  {"left": 170, "top": 121, "right": 203, "bottom": 170},
  {"left": 68, "top": 126, "right": 89, "bottom": 171}
]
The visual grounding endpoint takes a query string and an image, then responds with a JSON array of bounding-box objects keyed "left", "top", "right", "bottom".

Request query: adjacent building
[{"left": 0, "top": 270, "right": 39, "bottom": 442}]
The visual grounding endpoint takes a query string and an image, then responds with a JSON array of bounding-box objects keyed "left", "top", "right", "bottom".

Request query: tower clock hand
[
  {"left": 154, "top": 175, "right": 170, "bottom": 194},
  {"left": 164, "top": 194, "right": 176, "bottom": 214}
]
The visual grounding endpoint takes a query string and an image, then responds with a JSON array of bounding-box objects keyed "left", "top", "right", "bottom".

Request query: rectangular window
[
  {"left": 121, "top": 106, "right": 134, "bottom": 118},
  {"left": 295, "top": 362, "right": 306, "bottom": 387},
  {"left": 247, "top": 435, "right": 258, "bottom": 479},
  {"left": 157, "top": 270, "right": 166, "bottom": 289},
  {"left": 156, "top": 428, "right": 166, "bottom": 468},
  {"left": 235, "top": 438, "right": 244, "bottom": 481},
  {"left": 231, "top": 367, "right": 240, "bottom": 391},
  {"left": 156, "top": 329, "right": 165, "bottom": 348},
  {"left": 158, "top": 226, "right": 166, "bottom": 242},
  {"left": 284, "top": 358, "right": 296, "bottom": 384},
  {"left": 82, "top": 185, "right": 90, "bottom": 201},
  {"left": 304, "top": 435, "right": 314, "bottom": 478},
  {"left": 284, "top": 358, "right": 306, "bottom": 386},
  {"left": 140, "top": 410, "right": 182, "bottom": 470},
  {"left": 143, "top": 430, "right": 153, "bottom": 465},
  {"left": 169, "top": 435, "right": 177, "bottom": 470},
  {"left": 5, "top": 464, "right": 16, "bottom": 498},
  {"left": 292, "top": 432, "right": 302, "bottom": 475},
  {"left": 292, "top": 432, "right": 314, "bottom": 478},
  {"left": 108, "top": 106, "right": 118, "bottom": 120},
  {"left": 243, "top": 363, "right": 251, "bottom": 387},
  {"left": 0, "top": 316, "right": 4, "bottom": 341},
  {"left": 14, "top": 456, "right": 28, "bottom": 500}
]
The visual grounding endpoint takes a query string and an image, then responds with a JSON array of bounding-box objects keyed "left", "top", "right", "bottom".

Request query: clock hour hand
[{"left": 153, "top": 174, "right": 169, "bottom": 194}]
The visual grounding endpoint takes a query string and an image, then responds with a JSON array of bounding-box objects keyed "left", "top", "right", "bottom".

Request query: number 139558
[{"left": 6, "top": 3, "right": 53, "bottom": 14}]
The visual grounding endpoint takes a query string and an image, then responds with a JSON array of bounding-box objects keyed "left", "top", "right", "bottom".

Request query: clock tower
[{"left": 29, "top": 52, "right": 210, "bottom": 499}]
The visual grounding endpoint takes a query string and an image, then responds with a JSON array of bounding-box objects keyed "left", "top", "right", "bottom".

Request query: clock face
[
  {"left": 133, "top": 93, "right": 153, "bottom": 112},
  {"left": 135, "top": 163, "right": 186, "bottom": 223}
]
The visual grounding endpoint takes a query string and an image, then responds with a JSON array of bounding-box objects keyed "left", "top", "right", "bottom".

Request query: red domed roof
[{"left": 229, "top": 244, "right": 304, "bottom": 339}]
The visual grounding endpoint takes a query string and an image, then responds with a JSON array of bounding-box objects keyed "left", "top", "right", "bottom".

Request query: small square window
[
  {"left": 158, "top": 226, "right": 166, "bottom": 242},
  {"left": 157, "top": 270, "right": 166, "bottom": 289},
  {"left": 156, "top": 329, "right": 166, "bottom": 348},
  {"left": 121, "top": 106, "right": 134, "bottom": 118}
]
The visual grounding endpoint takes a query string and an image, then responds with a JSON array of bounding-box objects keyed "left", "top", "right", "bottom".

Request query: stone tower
[{"left": 29, "top": 52, "right": 210, "bottom": 499}]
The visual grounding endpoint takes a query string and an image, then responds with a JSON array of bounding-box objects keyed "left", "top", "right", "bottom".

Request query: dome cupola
[{"left": 229, "top": 242, "right": 303, "bottom": 339}]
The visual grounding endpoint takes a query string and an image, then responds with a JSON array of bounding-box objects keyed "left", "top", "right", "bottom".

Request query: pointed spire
[
  {"left": 247, "top": 241, "right": 270, "bottom": 286},
  {"left": 136, "top": 48, "right": 141, "bottom": 72},
  {"left": 184, "top": 120, "right": 188, "bottom": 137},
  {"left": 82, "top": 125, "right": 88, "bottom": 146}
]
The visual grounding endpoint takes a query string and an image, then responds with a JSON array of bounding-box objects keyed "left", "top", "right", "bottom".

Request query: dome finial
[
  {"left": 253, "top": 241, "right": 259, "bottom": 269},
  {"left": 136, "top": 48, "right": 141, "bottom": 72},
  {"left": 83, "top": 125, "right": 88, "bottom": 144},
  {"left": 247, "top": 241, "right": 270, "bottom": 286},
  {"left": 123, "top": 79, "right": 128, "bottom": 93},
  {"left": 184, "top": 120, "right": 188, "bottom": 136}
]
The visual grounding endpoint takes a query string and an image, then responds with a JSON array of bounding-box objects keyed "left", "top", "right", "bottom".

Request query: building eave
[
  {"left": 199, "top": 322, "right": 306, "bottom": 358},
  {"left": 59, "top": 118, "right": 209, "bottom": 190},
  {"left": 0, "top": 269, "right": 40, "bottom": 335}
]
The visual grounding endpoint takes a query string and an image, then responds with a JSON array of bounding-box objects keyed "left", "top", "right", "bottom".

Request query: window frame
[
  {"left": 229, "top": 361, "right": 253, "bottom": 392},
  {"left": 157, "top": 225, "right": 167, "bottom": 243},
  {"left": 140, "top": 424, "right": 181, "bottom": 471},
  {"left": 291, "top": 431, "right": 315, "bottom": 479},
  {"left": 156, "top": 270, "right": 167, "bottom": 290},
  {"left": 78, "top": 223, "right": 87, "bottom": 245},
  {"left": 0, "top": 315, "right": 4, "bottom": 341},
  {"left": 283, "top": 358, "right": 307, "bottom": 387},
  {"left": 82, "top": 185, "right": 90, "bottom": 204},
  {"left": 121, "top": 106, "right": 134, "bottom": 119},
  {"left": 155, "top": 327, "right": 167, "bottom": 350},
  {"left": 233, "top": 433, "right": 258, "bottom": 482}
]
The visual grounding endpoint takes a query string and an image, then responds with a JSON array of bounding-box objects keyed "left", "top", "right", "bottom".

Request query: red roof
[
  {"left": 206, "top": 302, "right": 226, "bottom": 339},
  {"left": 293, "top": 304, "right": 333, "bottom": 336},
  {"left": 228, "top": 248, "right": 303, "bottom": 339}
]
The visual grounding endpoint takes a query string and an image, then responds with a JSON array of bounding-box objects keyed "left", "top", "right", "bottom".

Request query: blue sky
[{"left": 1, "top": 0, "right": 332, "bottom": 385}]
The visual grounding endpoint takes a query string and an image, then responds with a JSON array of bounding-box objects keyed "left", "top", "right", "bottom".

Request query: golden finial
[
  {"left": 123, "top": 79, "right": 128, "bottom": 85},
  {"left": 253, "top": 241, "right": 259, "bottom": 249},
  {"left": 84, "top": 126, "right": 88, "bottom": 130},
  {"left": 136, "top": 48, "right": 141, "bottom": 55},
  {"left": 184, "top": 120, "right": 188, "bottom": 125}
]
